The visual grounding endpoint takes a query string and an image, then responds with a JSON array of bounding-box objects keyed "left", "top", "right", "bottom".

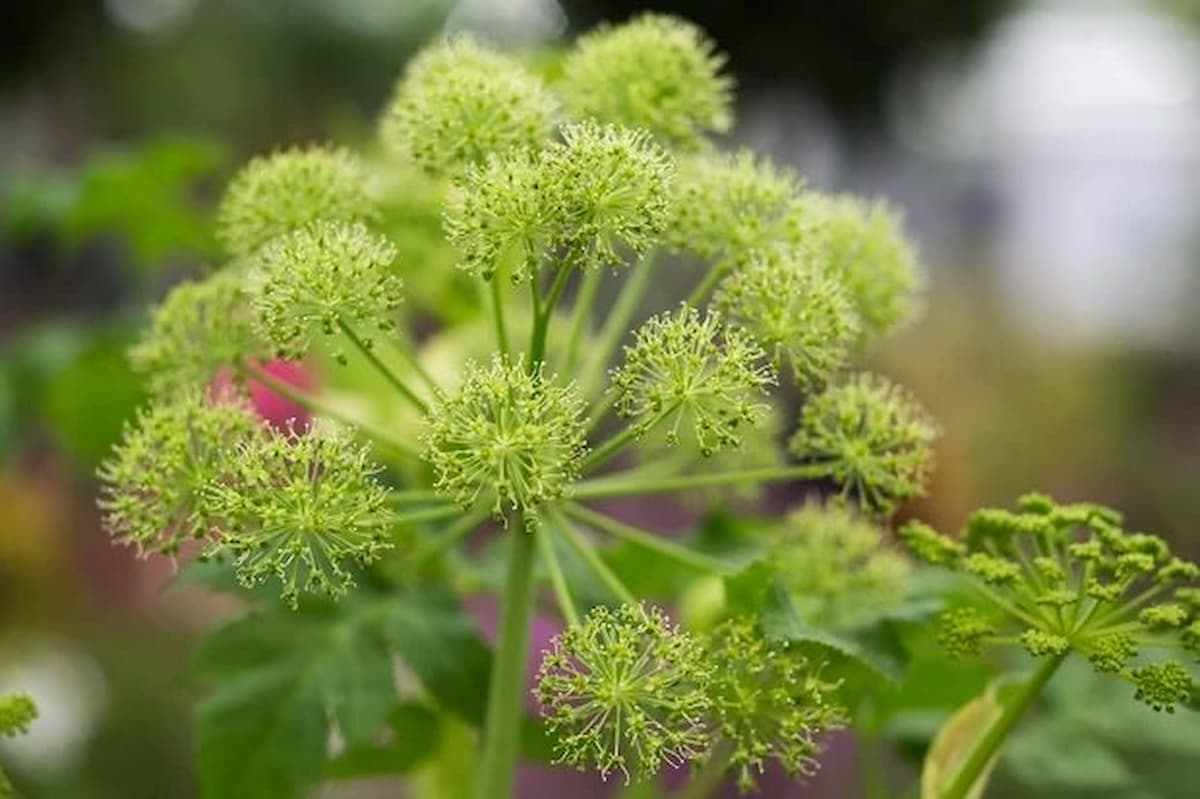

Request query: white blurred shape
[
  {"left": 105, "top": 0, "right": 198, "bottom": 35},
  {"left": 445, "top": 0, "right": 567, "bottom": 45}
]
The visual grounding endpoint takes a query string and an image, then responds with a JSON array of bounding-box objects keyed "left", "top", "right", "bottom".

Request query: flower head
[
  {"left": 540, "top": 122, "right": 674, "bottom": 272},
  {"left": 788, "top": 373, "right": 938, "bottom": 514},
  {"left": 250, "top": 220, "right": 402, "bottom": 361},
  {"left": 216, "top": 146, "right": 371, "bottom": 259},
  {"left": 203, "top": 422, "right": 393, "bottom": 607},
  {"left": 1132, "top": 661, "right": 1193, "bottom": 712},
  {"left": 769, "top": 502, "right": 911, "bottom": 628},
  {"left": 380, "top": 36, "right": 556, "bottom": 175},
  {"left": 130, "top": 269, "right": 261, "bottom": 394},
  {"left": 667, "top": 150, "right": 801, "bottom": 266},
  {"left": 423, "top": 357, "right": 587, "bottom": 519},
  {"left": 559, "top": 13, "right": 732, "bottom": 149},
  {"left": 536, "top": 603, "right": 712, "bottom": 782},
  {"left": 610, "top": 305, "right": 776, "bottom": 456},
  {"left": 714, "top": 246, "right": 860, "bottom": 388},
  {"left": 790, "top": 194, "right": 922, "bottom": 336},
  {"left": 938, "top": 608, "right": 996, "bottom": 659},
  {"left": 97, "top": 389, "right": 263, "bottom": 558},
  {"left": 0, "top": 693, "right": 36, "bottom": 738},
  {"left": 706, "top": 618, "right": 845, "bottom": 792}
]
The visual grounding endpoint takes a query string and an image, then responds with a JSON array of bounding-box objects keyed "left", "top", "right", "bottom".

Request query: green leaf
[
  {"left": 194, "top": 604, "right": 396, "bottom": 799},
  {"left": 1006, "top": 716, "right": 1136, "bottom": 792},
  {"left": 327, "top": 703, "right": 441, "bottom": 780},
  {"left": 921, "top": 679, "right": 1007, "bottom": 799}
]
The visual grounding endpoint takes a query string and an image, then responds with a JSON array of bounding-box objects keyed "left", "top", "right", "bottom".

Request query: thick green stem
[
  {"left": 938, "top": 654, "right": 1065, "bottom": 799},
  {"left": 564, "top": 503, "right": 732, "bottom": 574},
  {"left": 339, "top": 320, "right": 429, "bottom": 414},
  {"left": 528, "top": 267, "right": 572, "bottom": 371},
  {"left": 573, "top": 463, "right": 829, "bottom": 499},
  {"left": 578, "top": 251, "right": 660, "bottom": 399},
  {"left": 474, "top": 527, "right": 537, "bottom": 799}
]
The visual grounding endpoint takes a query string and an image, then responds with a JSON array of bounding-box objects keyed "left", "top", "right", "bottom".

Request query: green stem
[
  {"left": 237, "top": 360, "right": 419, "bottom": 459},
  {"left": 685, "top": 262, "right": 729, "bottom": 308},
  {"left": 389, "top": 489, "right": 450, "bottom": 505},
  {"left": 412, "top": 510, "right": 489, "bottom": 564},
  {"left": 582, "top": 404, "right": 681, "bottom": 473},
  {"left": 491, "top": 278, "right": 511, "bottom": 361},
  {"left": 938, "top": 653, "right": 1066, "bottom": 799},
  {"left": 474, "top": 526, "right": 538, "bottom": 799},
  {"left": 394, "top": 335, "right": 441, "bottom": 397},
  {"left": 339, "top": 320, "right": 429, "bottom": 414},
  {"left": 564, "top": 503, "right": 733, "bottom": 574},
  {"left": 578, "top": 251, "right": 660, "bottom": 399},
  {"left": 391, "top": 505, "right": 463, "bottom": 526},
  {"left": 573, "top": 463, "right": 829, "bottom": 499},
  {"left": 561, "top": 266, "right": 604, "bottom": 375},
  {"left": 528, "top": 267, "right": 572, "bottom": 371},
  {"left": 537, "top": 522, "right": 580, "bottom": 627},
  {"left": 547, "top": 505, "right": 637, "bottom": 605}
]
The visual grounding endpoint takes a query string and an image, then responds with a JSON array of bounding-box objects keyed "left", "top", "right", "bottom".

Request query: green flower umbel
[
  {"left": 422, "top": 357, "right": 587, "bottom": 520},
  {"left": 901, "top": 494, "right": 1200, "bottom": 712},
  {"left": 536, "top": 603, "right": 713, "bottom": 782},
  {"left": 706, "top": 619, "right": 845, "bottom": 792},
  {"left": 216, "top": 146, "right": 371, "bottom": 259},
  {"left": 789, "top": 373, "right": 938, "bottom": 514},
  {"left": 0, "top": 692, "right": 37, "bottom": 797},
  {"left": 610, "top": 305, "right": 776, "bottom": 456},
  {"left": 204, "top": 422, "right": 393, "bottom": 607},
  {"left": 559, "top": 13, "right": 733, "bottom": 149}
]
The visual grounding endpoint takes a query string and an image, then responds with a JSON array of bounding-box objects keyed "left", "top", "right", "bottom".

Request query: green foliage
[
  {"left": 536, "top": 603, "right": 712, "bottom": 782},
  {"left": 216, "top": 146, "right": 371, "bottom": 259},
  {"left": 251, "top": 220, "right": 402, "bottom": 361},
  {"left": 381, "top": 36, "right": 557, "bottom": 175},
  {"left": 789, "top": 373, "right": 939, "bottom": 514},
  {"left": 610, "top": 304, "right": 775, "bottom": 455},
  {"left": 559, "top": 13, "right": 732, "bottom": 149},
  {"left": 423, "top": 357, "right": 587, "bottom": 519}
]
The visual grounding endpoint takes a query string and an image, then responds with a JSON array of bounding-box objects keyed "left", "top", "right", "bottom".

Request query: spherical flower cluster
[
  {"left": 667, "top": 150, "right": 801, "bottom": 266},
  {"left": 714, "top": 246, "right": 860, "bottom": 388},
  {"left": 902, "top": 494, "right": 1200, "bottom": 712},
  {"left": 706, "top": 618, "right": 845, "bottom": 792},
  {"left": 422, "top": 357, "right": 587, "bottom": 519},
  {"left": 769, "top": 502, "right": 911, "bottom": 629},
  {"left": 216, "top": 146, "right": 371, "bottom": 259},
  {"left": 380, "top": 36, "right": 557, "bottom": 175},
  {"left": 790, "top": 193, "right": 922, "bottom": 336},
  {"left": 203, "top": 421, "right": 393, "bottom": 608},
  {"left": 610, "top": 305, "right": 776, "bottom": 456},
  {"left": 559, "top": 13, "right": 732, "bottom": 149},
  {"left": 98, "top": 389, "right": 263, "bottom": 559},
  {"left": 250, "top": 220, "right": 402, "bottom": 361},
  {"left": 937, "top": 608, "right": 996, "bottom": 659},
  {"left": 788, "top": 373, "right": 938, "bottom": 514},
  {"left": 536, "top": 603, "right": 712, "bottom": 782},
  {"left": 129, "top": 269, "right": 261, "bottom": 395}
]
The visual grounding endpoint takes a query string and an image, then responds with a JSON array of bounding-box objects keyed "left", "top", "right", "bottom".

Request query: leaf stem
[
  {"left": 572, "top": 463, "right": 829, "bottom": 499},
  {"left": 547, "top": 505, "right": 636, "bottom": 605},
  {"left": 474, "top": 525, "right": 538, "bottom": 799},
  {"left": 338, "top": 320, "right": 429, "bottom": 415},
  {"left": 937, "top": 653, "right": 1066, "bottom": 799},
  {"left": 564, "top": 503, "right": 733, "bottom": 574},
  {"left": 578, "top": 251, "right": 659, "bottom": 399},
  {"left": 537, "top": 521, "right": 580, "bottom": 627}
]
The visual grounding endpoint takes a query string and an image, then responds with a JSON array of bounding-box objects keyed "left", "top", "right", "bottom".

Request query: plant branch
[
  {"left": 338, "top": 320, "right": 429, "bottom": 414},
  {"left": 564, "top": 503, "right": 733, "bottom": 574},
  {"left": 561, "top": 266, "right": 604, "bottom": 375},
  {"left": 537, "top": 520, "right": 580, "bottom": 627},
  {"left": 491, "top": 277, "right": 511, "bottom": 361},
  {"left": 546, "top": 505, "right": 636, "bottom": 605},
  {"left": 572, "top": 463, "right": 829, "bottom": 499},
  {"left": 578, "top": 250, "right": 660, "bottom": 399}
]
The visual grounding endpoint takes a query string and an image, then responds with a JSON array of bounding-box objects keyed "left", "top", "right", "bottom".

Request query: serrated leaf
[{"left": 921, "top": 680, "right": 1006, "bottom": 799}]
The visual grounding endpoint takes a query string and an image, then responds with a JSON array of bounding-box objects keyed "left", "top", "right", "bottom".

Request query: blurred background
[{"left": 1, "top": 0, "right": 1197, "bottom": 797}]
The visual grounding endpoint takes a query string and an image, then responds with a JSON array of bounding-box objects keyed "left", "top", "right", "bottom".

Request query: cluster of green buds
[
  {"left": 902, "top": 494, "right": 1199, "bottom": 712},
  {"left": 95, "top": 11, "right": 944, "bottom": 797},
  {"left": 0, "top": 692, "right": 37, "bottom": 796}
]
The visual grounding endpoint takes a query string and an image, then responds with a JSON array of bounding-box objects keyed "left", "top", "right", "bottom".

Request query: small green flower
[
  {"left": 1020, "top": 629, "right": 1070, "bottom": 658},
  {"left": 204, "top": 422, "right": 393, "bottom": 607},
  {"left": 769, "top": 502, "right": 911, "bottom": 629},
  {"left": 788, "top": 373, "right": 938, "bottom": 514},
  {"left": 380, "top": 36, "right": 557, "bottom": 175},
  {"left": 98, "top": 389, "right": 263, "bottom": 558},
  {"left": 1087, "top": 633, "right": 1137, "bottom": 673},
  {"left": 667, "top": 150, "right": 801, "bottom": 267},
  {"left": 706, "top": 618, "right": 845, "bottom": 792},
  {"left": 714, "top": 246, "right": 860, "bottom": 388},
  {"left": 610, "top": 305, "right": 776, "bottom": 456},
  {"left": 0, "top": 693, "right": 36, "bottom": 738},
  {"left": 559, "top": 13, "right": 732, "bottom": 149},
  {"left": 250, "top": 220, "right": 402, "bottom": 361},
  {"left": 536, "top": 603, "right": 712, "bottom": 783},
  {"left": 129, "top": 269, "right": 262, "bottom": 394},
  {"left": 938, "top": 608, "right": 995, "bottom": 659},
  {"left": 963, "top": 553, "right": 1022, "bottom": 586},
  {"left": 541, "top": 121, "right": 674, "bottom": 272},
  {"left": 1132, "top": 661, "right": 1193, "bottom": 712},
  {"left": 1139, "top": 604, "right": 1190, "bottom": 629},
  {"left": 217, "top": 146, "right": 371, "bottom": 259},
  {"left": 898, "top": 519, "right": 965, "bottom": 567},
  {"left": 443, "top": 149, "right": 546, "bottom": 283},
  {"left": 423, "top": 357, "right": 587, "bottom": 519},
  {"left": 789, "top": 193, "right": 922, "bottom": 336}
]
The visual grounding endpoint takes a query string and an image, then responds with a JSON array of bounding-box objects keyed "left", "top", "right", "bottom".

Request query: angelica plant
[{"left": 96, "top": 13, "right": 961, "bottom": 799}]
